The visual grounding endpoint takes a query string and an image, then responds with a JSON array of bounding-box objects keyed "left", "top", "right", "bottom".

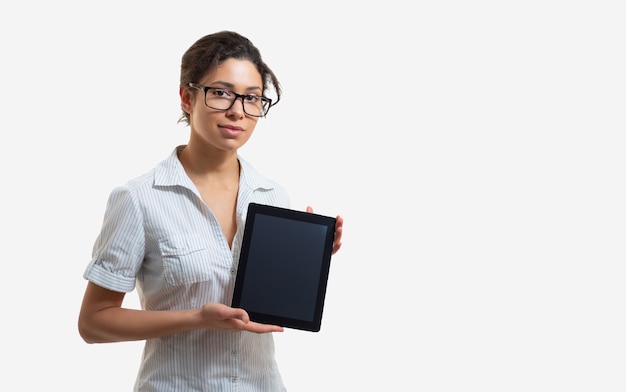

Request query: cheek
[
  {"left": 187, "top": 101, "right": 210, "bottom": 126},
  {"left": 188, "top": 96, "right": 202, "bottom": 113},
  {"left": 246, "top": 118, "right": 260, "bottom": 132}
]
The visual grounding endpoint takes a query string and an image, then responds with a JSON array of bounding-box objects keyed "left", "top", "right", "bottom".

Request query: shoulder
[
  {"left": 119, "top": 146, "right": 186, "bottom": 191},
  {"left": 238, "top": 156, "right": 290, "bottom": 208},
  {"left": 105, "top": 147, "right": 180, "bottom": 206},
  {"left": 238, "top": 156, "right": 284, "bottom": 191}
]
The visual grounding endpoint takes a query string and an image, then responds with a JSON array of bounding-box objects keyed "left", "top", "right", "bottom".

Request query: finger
[
  {"left": 334, "top": 216, "right": 343, "bottom": 240},
  {"left": 332, "top": 215, "right": 343, "bottom": 254},
  {"left": 306, "top": 206, "right": 313, "bottom": 213},
  {"left": 244, "top": 322, "right": 284, "bottom": 334},
  {"left": 226, "top": 307, "right": 250, "bottom": 324}
]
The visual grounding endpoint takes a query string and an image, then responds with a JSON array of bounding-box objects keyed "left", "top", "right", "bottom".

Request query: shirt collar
[{"left": 154, "top": 145, "right": 276, "bottom": 192}]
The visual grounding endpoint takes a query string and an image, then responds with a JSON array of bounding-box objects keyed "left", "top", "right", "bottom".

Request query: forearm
[{"left": 79, "top": 306, "right": 202, "bottom": 344}]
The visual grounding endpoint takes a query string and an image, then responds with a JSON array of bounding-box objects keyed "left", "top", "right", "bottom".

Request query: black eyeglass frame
[{"left": 188, "top": 83, "right": 273, "bottom": 117}]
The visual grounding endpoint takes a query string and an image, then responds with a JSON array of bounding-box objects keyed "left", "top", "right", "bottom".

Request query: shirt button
[
  {"left": 231, "top": 350, "right": 237, "bottom": 356},
  {"left": 231, "top": 377, "right": 238, "bottom": 383}
]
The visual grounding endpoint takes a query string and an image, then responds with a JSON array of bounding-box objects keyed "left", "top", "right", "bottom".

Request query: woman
[{"left": 78, "top": 30, "right": 344, "bottom": 391}]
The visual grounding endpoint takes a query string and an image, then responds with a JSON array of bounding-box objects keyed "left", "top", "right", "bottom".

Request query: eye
[
  {"left": 211, "top": 88, "right": 232, "bottom": 98},
  {"left": 243, "top": 94, "right": 261, "bottom": 103}
]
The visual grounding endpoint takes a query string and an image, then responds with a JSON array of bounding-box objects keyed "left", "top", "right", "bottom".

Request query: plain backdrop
[{"left": 1, "top": 1, "right": 624, "bottom": 391}]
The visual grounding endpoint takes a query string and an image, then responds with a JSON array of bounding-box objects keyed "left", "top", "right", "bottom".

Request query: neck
[{"left": 178, "top": 144, "right": 240, "bottom": 183}]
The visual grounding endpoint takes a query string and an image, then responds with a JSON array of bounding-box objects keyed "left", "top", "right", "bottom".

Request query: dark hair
[{"left": 178, "top": 31, "right": 282, "bottom": 125}]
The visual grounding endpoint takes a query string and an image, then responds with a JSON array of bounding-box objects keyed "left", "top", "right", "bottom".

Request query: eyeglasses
[{"left": 188, "top": 83, "right": 273, "bottom": 117}]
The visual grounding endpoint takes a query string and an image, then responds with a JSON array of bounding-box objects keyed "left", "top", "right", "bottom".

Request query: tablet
[{"left": 231, "top": 202, "right": 336, "bottom": 332}]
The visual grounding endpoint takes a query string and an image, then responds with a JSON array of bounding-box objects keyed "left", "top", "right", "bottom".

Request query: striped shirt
[{"left": 84, "top": 145, "right": 290, "bottom": 391}]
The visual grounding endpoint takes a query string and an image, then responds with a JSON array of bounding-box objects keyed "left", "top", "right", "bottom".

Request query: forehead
[{"left": 201, "top": 58, "right": 262, "bottom": 88}]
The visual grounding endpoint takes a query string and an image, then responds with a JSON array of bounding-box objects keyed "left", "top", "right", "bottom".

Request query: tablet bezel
[{"left": 231, "top": 202, "right": 336, "bottom": 332}]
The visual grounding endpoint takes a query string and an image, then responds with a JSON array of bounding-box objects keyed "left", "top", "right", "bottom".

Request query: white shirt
[{"left": 84, "top": 146, "right": 290, "bottom": 391}]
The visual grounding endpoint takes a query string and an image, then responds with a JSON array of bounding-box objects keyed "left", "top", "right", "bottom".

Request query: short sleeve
[{"left": 83, "top": 185, "right": 145, "bottom": 292}]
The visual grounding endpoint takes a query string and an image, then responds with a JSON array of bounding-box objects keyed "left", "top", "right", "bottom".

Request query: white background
[{"left": 1, "top": 1, "right": 624, "bottom": 391}]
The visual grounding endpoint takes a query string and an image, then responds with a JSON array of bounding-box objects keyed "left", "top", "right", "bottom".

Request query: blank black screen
[{"left": 238, "top": 214, "right": 329, "bottom": 321}]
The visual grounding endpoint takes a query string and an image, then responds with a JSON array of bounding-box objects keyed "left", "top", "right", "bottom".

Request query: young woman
[{"left": 78, "top": 30, "right": 344, "bottom": 391}]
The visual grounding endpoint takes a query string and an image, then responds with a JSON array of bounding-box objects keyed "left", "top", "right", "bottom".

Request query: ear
[{"left": 180, "top": 86, "right": 194, "bottom": 114}]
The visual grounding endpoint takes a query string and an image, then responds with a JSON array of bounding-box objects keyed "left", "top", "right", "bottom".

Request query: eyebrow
[{"left": 210, "top": 81, "right": 262, "bottom": 93}]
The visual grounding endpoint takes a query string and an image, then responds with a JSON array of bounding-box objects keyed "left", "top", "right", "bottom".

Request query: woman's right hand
[
  {"left": 78, "top": 282, "right": 282, "bottom": 344},
  {"left": 200, "top": 303, "right": 284, "bottom": 333}
]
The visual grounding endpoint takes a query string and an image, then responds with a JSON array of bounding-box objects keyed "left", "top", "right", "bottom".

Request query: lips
[{"left": 219, "top": 125, "right": 244, "bottom": 138}]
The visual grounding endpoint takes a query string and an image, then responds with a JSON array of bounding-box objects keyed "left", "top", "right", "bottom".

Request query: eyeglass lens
[{"left": 205, "top": 89, "right": 269, "bottom": 116}]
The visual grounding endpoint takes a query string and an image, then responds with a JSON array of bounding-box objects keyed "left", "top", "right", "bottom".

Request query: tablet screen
[{"left": 231, "top": 203, "right": 336, "bottom": 332}]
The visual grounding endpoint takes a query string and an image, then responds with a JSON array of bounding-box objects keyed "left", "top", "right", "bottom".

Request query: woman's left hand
[{"left": 306, "top": 206, "right": 343, "bottom": 255}]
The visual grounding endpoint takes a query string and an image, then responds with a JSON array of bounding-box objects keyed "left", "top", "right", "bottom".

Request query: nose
[{"left": 226, "top": 96, "right": 245, "bottom": 118}]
